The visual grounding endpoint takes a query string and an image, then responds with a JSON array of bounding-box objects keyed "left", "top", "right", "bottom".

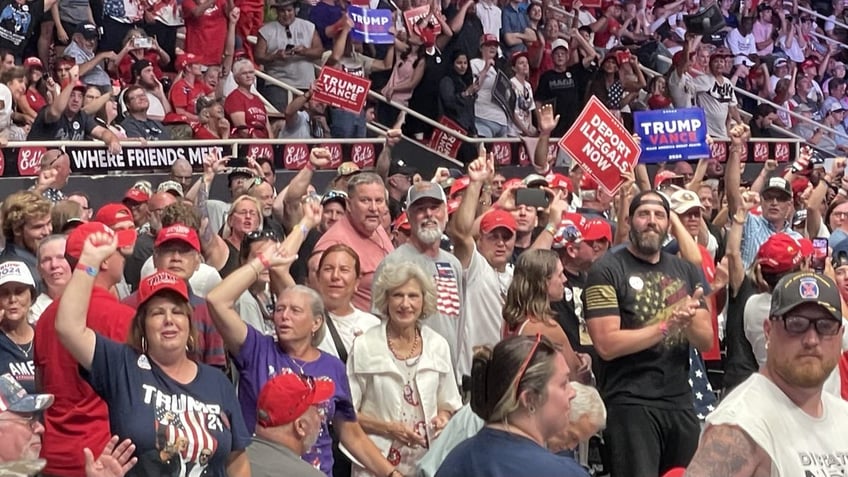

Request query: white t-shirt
[
  {"left": 706, "top": 373, "right": 848, "bottom": 476},
  {"left": 668, "top": 68, "right": 694, "bottom": 109},
  {"left": 725, "top": 29, "right": 757, "bottom": 57},
  {"left": 317, "top": 307, "right": 381, "bottom": 360},
  {"left": 260, "top": 19, "right": 318, "bottom": 90},
  {"left": 693, "top": 73, "right": 737, "bottom": 137},
  {"left": 0, "top": 83, "right": 12, "bottom": 137},
  {"left": 471, "top": 58, "right": 508, "bottom": 126},
  {"left": 455, "top": 246, "right": 513, "bottom": 379}
]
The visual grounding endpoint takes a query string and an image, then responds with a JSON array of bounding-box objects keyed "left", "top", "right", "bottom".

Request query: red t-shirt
[
  {"left": 34, "top": 287, "right": 134, "bottom": 477},
  {"left": 840, "top": 351, "right": 848, "bottom": 401},
  {"left": 593, "top": 18, "right": 620, "bottom": 48},
  {"left": 224, "top": 88, "right": 269, "bottom": 138},
  {"left": 697, "top": 244, "right": 721, "bottom": 361},
  {"left": 118, "top": 51, "right": 164, "bottom": 84},
  {"left": 193, "top": 123, "right": 221, "bottom": 139},
  {"left": 25, "top": 87, "right": 47, "bottom": 112},
  {"left": 168, "top": 77, "right": 213, "bottom": 115},
  {"left": 183, "top": 0, "right": 228, "bottom": 65}
]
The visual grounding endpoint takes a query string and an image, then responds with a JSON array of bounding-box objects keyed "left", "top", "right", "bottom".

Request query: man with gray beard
[
  {"left": 582, "top": 190, "right": 714, "bottom": 477},
  {"left": 373, "top": 182, "right": 465, "bottom": 375}
]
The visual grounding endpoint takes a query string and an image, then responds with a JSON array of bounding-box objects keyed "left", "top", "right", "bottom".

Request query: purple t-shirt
[{"left": 234, "top": 327, "right": 356, "bottom": 476}]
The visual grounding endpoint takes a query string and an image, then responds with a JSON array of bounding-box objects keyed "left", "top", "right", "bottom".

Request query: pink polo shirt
[{"left": 314, "top": 215, "right": 394, "bottom": 310}]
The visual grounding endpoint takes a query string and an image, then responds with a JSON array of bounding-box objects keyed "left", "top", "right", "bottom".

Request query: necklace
[
  {"left": 3, "top": 331, "right": 33, "bottom": 357},
  {"left": 286, "top": 354, "right": 308, "bottom": 375},
  {"left": 387, "top": 327, "right": 420, "bottom": 361}
]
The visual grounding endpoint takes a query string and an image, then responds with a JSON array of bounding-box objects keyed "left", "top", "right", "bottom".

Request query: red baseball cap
[
  {"left": 504, "top": 178, "right": 522, "bottom": 190},
  {"left": 662, "top": 468, "right": 685, "bottom": 477},
  {"left": 654, "top": 170, "right": 684, "bottom": 188},
  {"left": 65, "top": 222, "right": 137, "bottom": 260},
  {"left": 392, "top": 212, "right": 410, "bottom": 232},
  {"left": 480, "top": 209, "right": 517, "bottom": 234},
  {"left": 175, "top": 53, "right": 200, "bottom": 71},
  {"left": 23, "top": 57, "right": 42, "bottom": 69},
  {"left": 449, "top": 176, "right": 471, "bottom": 198},
  {"left": 756, "top": 233, "right": 805, "bottom": 274},
  {"left": 95, "top": 203, "right": 135, "bottom": 228},
  {"left": 480, "top": 34, "right": 499, "bottom": 47},
  {"left": 155, "top": 224, "right": 200, "bottom": 251},
  {"left": 138, "top": 271, "right": 189, "bottom": 308},
  {"left": 123, "top": 187, "right": 150, "bottom": 204},
  {"left": 580, "top": 175, "right": 599, "bottom": 191},
  {"left": 256, "top": 371, "right": 335, "bottom": 428},
  {"left": 583, "top": 217, "right": 612, "bottom": 242},
  {"left": 547, "top": 173, "right": 572, "bottom": 193},
  {"left": 791, "top": 177, "right": 810, "bottom": 197}
]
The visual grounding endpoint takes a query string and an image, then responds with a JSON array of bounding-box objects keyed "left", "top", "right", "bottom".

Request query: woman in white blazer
[{"left": 346, "top": 262, "right": 463, "bottom": 477}]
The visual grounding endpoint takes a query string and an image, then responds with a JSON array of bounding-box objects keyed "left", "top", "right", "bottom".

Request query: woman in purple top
[{"left": 207, "top": 202, "right": 400, "bottom": 477}]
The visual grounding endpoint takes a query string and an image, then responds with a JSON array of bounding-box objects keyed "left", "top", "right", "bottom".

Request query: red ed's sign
[
  {"left": 558, "top": 96, "right": 640, "bottom": 195},
  {"left": 313, "top": 66, "right": 371, "bottom": 114}
]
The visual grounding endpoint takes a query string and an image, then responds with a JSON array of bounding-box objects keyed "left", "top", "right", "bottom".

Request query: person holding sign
[{"left": 322, "top": 15, "right": 395, "bottom": 138}]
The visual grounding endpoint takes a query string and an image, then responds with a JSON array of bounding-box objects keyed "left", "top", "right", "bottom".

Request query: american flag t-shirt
[{"left": 434, "top": 262, "right": 461, "bottom": 318}]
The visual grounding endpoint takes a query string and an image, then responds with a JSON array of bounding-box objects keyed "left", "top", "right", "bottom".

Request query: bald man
[
  {"left": 170, "top": 158, "right": 194, "bottom": 193},
  {"left": 124, "top": 191, "right": 177, "bottom": 290}
]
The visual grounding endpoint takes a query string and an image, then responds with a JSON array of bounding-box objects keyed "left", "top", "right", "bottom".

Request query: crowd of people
[
  {"left": 0, "top": 0, "right": 847, "bottom": 475},
  {"left": 0, "top": 112, "right": 847, "bottom": 477},
  {"left": 0, "top": 0, "right": 844, "bottom": 152}
]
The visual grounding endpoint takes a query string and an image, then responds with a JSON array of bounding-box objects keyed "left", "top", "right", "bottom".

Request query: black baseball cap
[
  {"left": 131, "top": 59, "right": 153, "bottom": 81},
  {"left": 770, "top": 272, "right": 842, "bottom": 321}
]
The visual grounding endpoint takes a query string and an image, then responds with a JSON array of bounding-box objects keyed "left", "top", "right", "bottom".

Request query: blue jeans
[
  {"left": 475, "top": 117, "right": 509, "bottom": 138},
  {"left": 329, "top": 108, "right": 366, "bottom": 138}
]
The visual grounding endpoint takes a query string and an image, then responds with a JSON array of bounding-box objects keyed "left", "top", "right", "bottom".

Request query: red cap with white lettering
[{"left": 138, "top": 271, "right": 189, "bottom": 307}]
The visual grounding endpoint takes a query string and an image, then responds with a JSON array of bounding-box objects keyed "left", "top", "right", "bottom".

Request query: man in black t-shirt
[
  {"left": 535, "top": 39, "right": 585, "bottom": 137},
  {"left": 582, "top": 190, "right": 713, "bottom": 477},
  {"left": 27, "top": 67, "right": 122, "bottom": 155},
  {"left": 0, "top": 0, "right": 54, "bottom": 59}
]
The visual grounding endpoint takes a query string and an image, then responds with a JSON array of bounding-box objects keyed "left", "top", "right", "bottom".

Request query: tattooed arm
[{"left": 685, "top": 425, "right": 770, "bottom": 477}]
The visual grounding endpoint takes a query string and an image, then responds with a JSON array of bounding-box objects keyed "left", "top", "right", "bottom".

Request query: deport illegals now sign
[
  {"left": 633, "top": 107, "right": 710, "bottom": 163},
  {"left": 559, "top": 96, "right": 640, "bottom": 195},
  {"left": 313, "top": 66, "right": 371, "bottom": 114}
]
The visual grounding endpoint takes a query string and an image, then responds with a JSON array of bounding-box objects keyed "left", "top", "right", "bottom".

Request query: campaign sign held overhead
[
  {"left": 348, "top": 6, "right": 394, "bottom": 44},
  {"left": 313, "top": 66, "right": 371, "bottom": 114},
  {"left": 559, "top": 96, "right": 640, "bottom": 195},
  {"left": 634, "top": 107, "right": 710, "bottom": 163}
]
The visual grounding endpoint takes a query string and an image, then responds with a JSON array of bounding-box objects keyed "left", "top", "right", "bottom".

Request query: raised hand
[
  {"left": 538, "top": 104, "right": 560, "bottom": 135},
  {"left": 229, "top": 6, "right": 240, "bottom": 23},
  {"left": 763, "top": 158, "right": 777, "bottom": 172},
  {"left": 84, "top": 435, "right": 137, "bottom": 477},
  {"left": 309, "top": 147, "right": 332, "bottom": 169},
  {"left": 467, "top": 156, "right": 489, "bottom": 183},
  {"left": 37, "top": 166, "right": 58, "bottom": 189},
  {"left": 79, "top": 230, "right": 118, "bottom": 269},
  {"left": 729, "top": 123, "right": 750, "bottom": 145},
  {"left": 257, "top": 240, "right": 297, "bottom": 269},
  {"left": 203, "top": 149, "right": 230, "bottom": 179},
  {"left": 385, "top": 128, "right": 402, "bottom": 148},
  {"left": 299, "top": 198, "right": 323, "bottom": 230}
]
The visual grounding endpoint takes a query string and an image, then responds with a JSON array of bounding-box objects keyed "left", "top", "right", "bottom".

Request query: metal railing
[{"left": 642, "top": 60, "right": 833, "bottom": 145}]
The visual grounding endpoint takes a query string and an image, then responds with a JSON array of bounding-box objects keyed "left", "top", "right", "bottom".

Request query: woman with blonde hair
[
  {"left": 207, "top": 203, "right": 401, "bottom": 477},
  {"left": 503, "top": 249, "right": 591, "bottom": 384},
  {"left": 209, "top": 194, "right": 263, "bottom": 277},
  {"left": 346, "top": 262, "right": 462, "bottom": 476}
]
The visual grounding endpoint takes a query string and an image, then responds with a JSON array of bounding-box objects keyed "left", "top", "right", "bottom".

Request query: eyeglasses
[
  {"left": 513, "top": 334, "right": 542, "bottom": 399},
  {"left": 773, "top": 315, "right": 843, "bottom": 336},
  {"left": 0, "top": 414, "right": 41, "bottom": 430},
  {"left": 242, "top": 229, "right": 279, "bottom": 249},
  {"left": 233, "top": 209, "right": 259, "bottom": 218},
  {"left": 832, "top": 211, "right": 848, "bottom": 220}
]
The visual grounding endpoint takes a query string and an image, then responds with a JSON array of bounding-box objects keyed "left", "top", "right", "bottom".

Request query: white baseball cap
[{"left": 0, "top": 261, "right": 35, "bottom": 288}]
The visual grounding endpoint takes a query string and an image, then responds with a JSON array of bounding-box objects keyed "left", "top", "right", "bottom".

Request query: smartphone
[
  {"left": 812, "top": 237, "right": 828, "bottom": 273},
  {"left": 133, "top": 37, "right": 153, "bottom": 49},
  {"left": 515, "top": 188, "right": 549, "bottom": 209},
  {"left": 615, "top": 50, "right": 631, "bottom": 65}
]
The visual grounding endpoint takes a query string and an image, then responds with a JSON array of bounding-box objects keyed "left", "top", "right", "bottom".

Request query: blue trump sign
[
  {"left": 634, "top": 107, "right": 710, "bottom": 163},
  {"left": 348, "top": 6, "right": 394, "bottom": 44}
]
